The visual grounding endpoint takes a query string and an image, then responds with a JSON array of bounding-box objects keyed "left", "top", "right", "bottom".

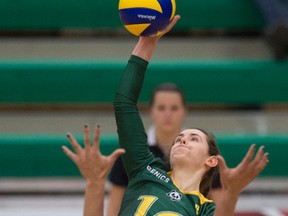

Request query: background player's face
[
  {"left": 150, "top": 91, "right": 186, "bottom": 133},
  {"left": 170, "top": 129, "right": 211, "bottom": 169}
]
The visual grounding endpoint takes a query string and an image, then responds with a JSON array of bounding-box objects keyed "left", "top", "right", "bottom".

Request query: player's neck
[{"left": 171, "top": 167, "right": 204, "bottom": 193}]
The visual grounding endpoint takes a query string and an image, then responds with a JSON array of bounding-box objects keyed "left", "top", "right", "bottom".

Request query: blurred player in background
[{"left": 254, "top": 0, "right": 288, "bottom": 60}]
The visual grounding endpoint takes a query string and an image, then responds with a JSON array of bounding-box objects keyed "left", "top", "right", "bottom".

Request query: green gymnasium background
[{"left": 0, "top": 0, "right": 288, "bottom": 180}]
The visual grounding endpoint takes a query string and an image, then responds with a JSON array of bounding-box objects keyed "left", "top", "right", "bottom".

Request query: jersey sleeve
[
  {"left": 201, "top": 202, "right": 216, "bottom": 215},
  {"left": 113, "top": 55, "right": 155, "bottom": 179}
]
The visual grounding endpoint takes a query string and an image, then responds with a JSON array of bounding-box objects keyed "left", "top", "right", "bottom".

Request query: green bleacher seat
[
  {"left": 0, "top": 133, "right": 287, "bottom": 177},
  {"left": 0, "top": 59, "right": 287, "bottom": 106},
  {"left": 0, "top": 0, "right": 264, "bottom": 31}
]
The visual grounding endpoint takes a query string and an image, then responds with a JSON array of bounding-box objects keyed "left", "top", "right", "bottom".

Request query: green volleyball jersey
[{"left": 114, "top": 55, "right": 215, "bottom": 216}]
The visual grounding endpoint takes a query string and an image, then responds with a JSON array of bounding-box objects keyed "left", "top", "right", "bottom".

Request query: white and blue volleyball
[{"left": 119, "top": 0, "right": 176, "bottom": 36}]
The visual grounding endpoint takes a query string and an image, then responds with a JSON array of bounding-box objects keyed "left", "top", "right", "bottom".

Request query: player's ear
[{"left": 205, "top": 156, "right": 218, "bottom": 168}]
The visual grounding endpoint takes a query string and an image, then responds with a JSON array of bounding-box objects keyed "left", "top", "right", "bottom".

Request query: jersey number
[{"left": 134, "top": 195, "right": 182, "bottom": 216}]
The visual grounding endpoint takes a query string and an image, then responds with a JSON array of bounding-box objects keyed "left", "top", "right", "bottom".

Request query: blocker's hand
[
  {"left": 217, "top": 144, "right": 269, "bottom": 195},
  {"left": 62, "top": 124, "right": 125, "bottom": 182}
]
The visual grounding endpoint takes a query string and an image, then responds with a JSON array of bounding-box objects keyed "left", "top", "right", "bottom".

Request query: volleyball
[{"left": 118, "top": 0, "right": 176, "bottom": 36}]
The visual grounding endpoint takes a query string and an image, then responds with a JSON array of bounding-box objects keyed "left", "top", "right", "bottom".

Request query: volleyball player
[
  {"left": 64, "top": 15, "right": 268, "bottom": 216},
  {"left": 107, "top": 82, "right": 187, "bottom": 216}
]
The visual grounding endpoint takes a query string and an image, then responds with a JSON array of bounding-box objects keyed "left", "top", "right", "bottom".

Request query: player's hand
[
  {"left": 140, "top": 15, "right": 180, "bottom": 41},
  {"left": 217, "top": 144, "right": 269, "bottom": 195},
  {"left": 157, "top": 15, "right": 181, "bottom": 37},
  {"left": 62, "top": 124, "right": 125, "bottom": 182},
  {"left": 132, "top": 15, "right": 180, "bottom": 61}
]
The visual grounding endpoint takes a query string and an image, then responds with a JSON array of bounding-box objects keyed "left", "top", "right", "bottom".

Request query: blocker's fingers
[
  {"left": 62, "top": 146, "right": 78, "bottom": 164},
  {"left": 240, "top": 144, "right": 256, "bottom": 167},
  {"left": 84, "top": 124, "right": 91, "bottom": 150},
  {"left": 109, "top": 149, "right": 126, "bottom": 164},
  {"left": 250, "top": 146, "right": 265, "bottom": 167},
  {"left": 254, "top": 152, "right": 269, "bottom": 175},
  {"left": 93, "top": 125, "right": 101, "bottom": 149},
  {"left": 265, "top": 153, "right": 269, "bottom": 163},
  {"left": 217, "top": 155, "right": 228, "bottom": 174},
  {"left": 66, "top": 133, "right": 82, "bottom": 154}
]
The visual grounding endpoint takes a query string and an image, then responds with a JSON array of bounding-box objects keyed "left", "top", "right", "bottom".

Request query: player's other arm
[
  {"left": 62, "top": 125, "right": 125, "bottom": 216},
  {"left": 214, "top": 145, "right": 269, "bottom": 216}
]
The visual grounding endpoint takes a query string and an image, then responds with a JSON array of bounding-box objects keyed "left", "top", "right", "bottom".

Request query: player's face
[
  {"left": 150, "top": 91, "right": 186, "bottom": 133},
  {"left": 170, "top": 129, "right": 210, "bottom": 168}
]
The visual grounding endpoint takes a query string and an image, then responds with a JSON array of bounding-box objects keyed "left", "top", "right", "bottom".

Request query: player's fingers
[
  {"left": 109, "top": 149, "right": 126, "bottom": 164},
  {"left": 66, "top": 133, "right": 82, "bottom": 154},
  {"left": 163, "top": 15, "right": 180, "bottom": 34},
  {"left": 240, "top": 144, "right": 256, "bottom": 168},
  {"left": 169, "top": 15, "right": 181, "bottom": 29},
  {"left": 93, "top": 125, "right": 101, "bottom": 150},
  {"left": 84, "top": 124, "right": 91, "bottom": 151},
  {"left": 62, "top": 146, "right": 78, "bottom": 164}
]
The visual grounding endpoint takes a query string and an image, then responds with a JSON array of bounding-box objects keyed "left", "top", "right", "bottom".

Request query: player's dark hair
[
  {"left": 194, "top": 128, "right": 220, "bottom": 197},
  {"left": 149, "top": 83, "right": 186, "bottom": 107}
]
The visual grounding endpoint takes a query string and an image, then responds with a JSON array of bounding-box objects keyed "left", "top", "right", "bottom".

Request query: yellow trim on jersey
[
  {"left": 188, "top": 191, "right": 213, "bottom": 205},
  {"left": 167, "top": 171, "right": 214, "bottom": 205}
]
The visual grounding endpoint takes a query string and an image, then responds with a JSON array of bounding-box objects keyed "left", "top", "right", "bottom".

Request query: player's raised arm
[{"left": 113, "top": 16, "right": 180, "bottom": 178}]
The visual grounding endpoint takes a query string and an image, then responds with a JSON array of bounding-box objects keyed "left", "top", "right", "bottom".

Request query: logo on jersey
[{"left": 166, "top": 190, "right": 182, "bottom": 201}]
